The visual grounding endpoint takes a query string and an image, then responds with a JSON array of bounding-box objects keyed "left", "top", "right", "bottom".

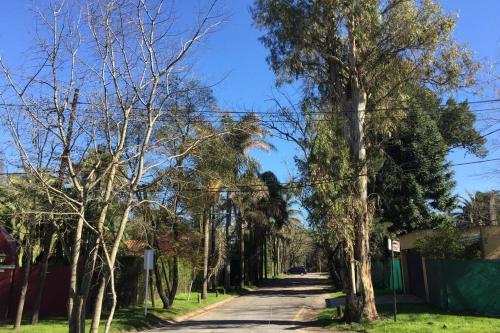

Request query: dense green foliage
[
  {"left": 414, "top": 227, "right": 481, "bottom": 259},
  {"left": 372, "top": 89, "right": 486, "bottom": 234}
]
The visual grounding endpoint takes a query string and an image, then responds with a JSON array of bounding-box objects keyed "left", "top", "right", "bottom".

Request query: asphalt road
[{"left": 146, "top": 273, "right": 332, "bottom": 333}]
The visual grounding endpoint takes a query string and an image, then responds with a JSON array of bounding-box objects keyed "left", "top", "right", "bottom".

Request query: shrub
[{"left": 415, "top": 227, "right": 481, "bottom": 259}]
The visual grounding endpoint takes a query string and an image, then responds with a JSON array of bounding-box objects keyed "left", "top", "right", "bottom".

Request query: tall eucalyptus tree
[{"left": 253, "top": 0, "right": 478, "bottom": 321}]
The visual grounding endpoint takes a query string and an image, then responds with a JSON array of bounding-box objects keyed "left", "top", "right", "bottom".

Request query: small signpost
[
  {"left": 143, "top": 248, "right": 155, "bottom": 317},
  {"left": 387, "top": 238, "right": 400, "bottom": 322}
]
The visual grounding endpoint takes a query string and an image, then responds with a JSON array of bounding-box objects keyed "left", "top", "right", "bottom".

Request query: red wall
[
  {"left": 0, "top": 226, "right": 70, "bottom": 320},
  {"left": 11, "top": 266, "right": 70, "bottom": 318},
  {"left": 0, "top": 226, "right": 17, "bottom": 320},
  {"left": 0, "top": 270, "right": 15, "bottom": 320}
]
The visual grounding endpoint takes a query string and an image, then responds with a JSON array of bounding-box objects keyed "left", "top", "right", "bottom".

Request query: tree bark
[
  {"left": 13, "top": 247, "right": 31, "bottom": 330},
  {"left": 210, "top": 207, "right": 217, "bottom": 289},
  {"left": 202, "top": 208, "right": 210, "bottom": 299},
  {"left": 67, "top": 214, "right": 83, "bottom": 322},
  {"left": 259, "top": 237, "right": 264, "bottom": 281},
  {"left": 168, "top": 191, "right": 181, "bottom": 306},
  {"left": 490, "top": 192, "right": 497, "bottom": 226},
  {"left": 276, "top": 239, "right": 280, "bottom": 275},
  {"left": 237, "top": 210, "right": 245, "bottom": 289},
  {"left": 343, "top": 87, "right": 378, "bottom": 322},
  {"left": 31, "top": 232, "right": 52, "bottom": 324},
  {"left": 168, "top": 255, "right": 179, "bottom": 306},
  {"left": 153, "top": 256, "right": 170, "bottom": 308},
  {"left": 69, "top": 230, "right": 99, "bottom": 333},
  {"left": 90, "top": 200, "right": 134, "bottom": 333},
  {"left": 90, "top": 272, "right": 108, "bottom": 333},
  {"left": 224, "top": 193, "right": 232, "bottom": 290},
  {"left": 150, "top": 270, "right": 156, "bottom": 308},
  {"left": 264, "top": 236, "right": 268, "bottom": 279}
]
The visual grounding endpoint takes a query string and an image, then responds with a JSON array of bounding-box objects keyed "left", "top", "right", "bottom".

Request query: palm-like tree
[
  {"left": 455, "top": 191, "right": 498, "bottom": 227},
  {"left": 219, "top": 113, "right": 273, "bottom": 289}
]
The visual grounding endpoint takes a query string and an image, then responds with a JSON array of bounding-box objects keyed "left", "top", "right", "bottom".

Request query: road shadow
[{"left": 164, "top": 318, "right": 326, "bottom": 331}]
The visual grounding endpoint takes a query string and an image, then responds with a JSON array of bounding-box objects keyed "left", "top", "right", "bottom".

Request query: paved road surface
[{"left": 146, "top": 273, "right": 332, "bottom": 333}]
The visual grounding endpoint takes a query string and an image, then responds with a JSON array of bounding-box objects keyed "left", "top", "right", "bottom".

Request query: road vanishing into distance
[{"left": 146, "top": 273, "right": 332, "bottom": 333}]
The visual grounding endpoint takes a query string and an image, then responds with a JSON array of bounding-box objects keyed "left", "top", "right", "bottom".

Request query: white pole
[{"left": 144, "top": 268, "right": 150, "bottom": 316}]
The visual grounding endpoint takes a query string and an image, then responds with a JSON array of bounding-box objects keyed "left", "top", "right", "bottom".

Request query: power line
[
  {"left": 1, "top": 99, "right": 500, "bottom": 129},
  {"left": 2, "top": 157, "right": 499, "bottom": 192},
  {"left": 123, "top": 106, "right": 500, "bottom": 126},
  {"left": 480, "top": 128, "right": 500, "bottom": 138},
  {"left": 77, "top": 98, "right": 500, "bottom": 114},
  {"left": 158, "top": 157, "right": 500, "bottom": 193},
  {"left": 1, "top": 98, "right": 499, "bottom": 117}
]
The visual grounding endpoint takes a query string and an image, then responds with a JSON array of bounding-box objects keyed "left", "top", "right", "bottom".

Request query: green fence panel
[
  {"left": 371, "top": 258, "right": 403, "bottom": 292},
  {"left": 371, "top": 260, "right": 387, "bottom": 289},
  {"left": 425, "top": 259, "right": 448, "bottom": 309},
  {"left": 389, "top": 258, "right": 403, "bottom": 291},
  {"left": 426, "top": 259, "right": 500, "bottom": 315}
]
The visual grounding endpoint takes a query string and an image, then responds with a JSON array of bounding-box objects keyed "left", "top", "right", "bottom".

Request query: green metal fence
[
  {"left": 425, "top": 259, "right": 500, "bottom": 315},
  {"left": 371, "top": 258, "right": 403, "bottom": 292}
]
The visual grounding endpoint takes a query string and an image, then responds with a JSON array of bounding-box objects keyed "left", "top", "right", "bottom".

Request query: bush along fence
[
  {"left": 371, "top": 258, "right": 403, "bottom": 293},
  {"left": 425, "top": 259, "right": 500, "bottom": 315}
]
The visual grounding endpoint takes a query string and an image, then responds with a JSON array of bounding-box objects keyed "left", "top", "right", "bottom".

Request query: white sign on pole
[
  {"left": 391, "top": 240, "right": 400, "bottom": 253},
  {"left": 144, "top": 249, "right": 155, "bottom": 270},
  {"left": 387, "top": 238, "right": 401, "bottom": 252}
]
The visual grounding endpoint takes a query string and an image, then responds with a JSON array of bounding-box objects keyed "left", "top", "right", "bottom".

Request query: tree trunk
[
  {"left": 165, "top": 186, "right": 181, "bottom": 307},
  {"left": 13, "top": 247, "right": 31, "bottom": 330},
  {"left": 343, "top": 87, "right": 378, "bottom": 322},
  {"left": 69, "top": 234, "right": 99, "bottom": 333},
  {"left": 90, "top": 201, "right": 134, "bottom": 333},
  {"left": 69, "top": 296, "right": 85, "bottom": 333},
  {"left": 68, "top": 213, "right": 85, "bottom": 321},
  {"left": 210, "top": 207, "right": 217, "bottom": 290},
  {"left": 31, "top": 229, "right": 53, "bottom": 324},
  {"left": 264, "top": 236, "right": 268, "bottom": 279},
  {"left": 168, "top": 196, "right": 181, "bottom": 306},
  {"left": 273, "top": 236, "right": 277, "bottom": 277},
  {"left": 202, "top": 208, "right": 210, "bottom": 299},
  {"left": 90, "top": 273, "right": 108, "bottom": 333},
  {"left": 237, "top": 210, "right": 245, "bottom": 289},
  {"left": 276, "top": 239, "right": 280, "bottom": 275},
  {"left": 259, "top": 238, "right": 264, "bottom": 281},
  {"left": 168, "top": 256, "right": 179, "bottom": 306},
  {"left": 490, "top": 193, "right": 497, "bottom": 226},
  {"left": 153, "top": 256, "right": 170, "bottom": 308},
  {"left": 224, "top": 193, "right": 232, "bottom": 290},
  {"left": 150, "top": 270, "right": 156, "bottom": 308}
]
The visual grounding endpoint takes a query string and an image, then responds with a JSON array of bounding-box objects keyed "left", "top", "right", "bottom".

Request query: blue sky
[
  {"left": 187, "top": 0, "right": 500, "bottom": 197},
  {"left": 0, "top": 0, "right": 499, "bottom": 198}
]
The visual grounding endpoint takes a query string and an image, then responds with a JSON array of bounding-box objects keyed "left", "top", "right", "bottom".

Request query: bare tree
[{"left": 1, "top": 1, "right": 223, "bottom": 332}]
